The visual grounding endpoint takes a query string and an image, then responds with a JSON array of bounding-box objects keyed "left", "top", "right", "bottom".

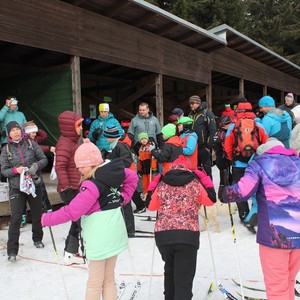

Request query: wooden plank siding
[
  {"left": 211, "top": 47, "right": 300, "bottom": 94},
  {"left": 0, "top": 0, "right": 211, "bottom": 84}
]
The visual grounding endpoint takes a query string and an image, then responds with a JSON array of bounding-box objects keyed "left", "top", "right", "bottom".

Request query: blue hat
[
  {"left": 103, "top": 125, "right": 121, "bottom": 138},
  {"left": 171, "top": 108, "right": 184, "bottom": 116},
  {"left": 258, "top": 96, "right": 275, "bottom": 107}
]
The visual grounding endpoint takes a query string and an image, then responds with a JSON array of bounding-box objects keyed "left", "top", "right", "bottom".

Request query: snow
[{"left": 0, "top": 166, "right": 299, "bottom": 300}]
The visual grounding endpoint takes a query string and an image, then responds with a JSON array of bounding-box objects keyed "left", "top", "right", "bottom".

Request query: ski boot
[
  {"left": 34, "top": 241, "right": 45, "bottom": 248},
  {"left": 8, "top": 254, "right": 17, "bottom": 262},
  {"left": 64, "top": 251, "right": 85, "bottom": 265}
]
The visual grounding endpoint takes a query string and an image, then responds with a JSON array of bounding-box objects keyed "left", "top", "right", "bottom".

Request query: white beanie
[
  {"left": 256, "top": 138, "right": 284, "bottom": 156},
  {"left": 24, "top": 122, "right": 38, "bottom": 134}
]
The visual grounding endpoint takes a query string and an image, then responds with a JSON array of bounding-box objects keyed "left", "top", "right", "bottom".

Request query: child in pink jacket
[{"left": 42, "top": 139, "right": 138, "bottom": 300}]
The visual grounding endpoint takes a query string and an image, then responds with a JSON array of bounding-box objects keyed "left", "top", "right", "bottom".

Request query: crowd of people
[{"left": 1, "top": 93, "right": 300, "bottom": 300}]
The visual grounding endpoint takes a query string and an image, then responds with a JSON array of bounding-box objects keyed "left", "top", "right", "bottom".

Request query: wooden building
[{"left": 0, "top": 0, "right": 299, "bottom": 138}]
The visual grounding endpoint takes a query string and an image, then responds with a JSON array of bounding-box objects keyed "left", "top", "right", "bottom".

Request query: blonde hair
[{"left": 80, "top": 165, "right": 100, "bottom": 183}]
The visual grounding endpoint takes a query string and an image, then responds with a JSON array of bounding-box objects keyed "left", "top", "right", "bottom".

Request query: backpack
[
  {"left": 7, "top": 139, "right": 34, "bottom": 161},
  {"left": 233, "top": 118, "right": 261, "bottom": 162}
]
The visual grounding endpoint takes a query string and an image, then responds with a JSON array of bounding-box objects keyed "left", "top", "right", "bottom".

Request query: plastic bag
[
  {"left": 20, "top": 168, "right": 36, "bottom": 197},
  {"left": 50, "top": 154, "right": 57, "bottom": 181}
]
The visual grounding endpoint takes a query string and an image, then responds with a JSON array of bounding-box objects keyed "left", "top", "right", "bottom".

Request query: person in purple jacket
[
  {"left": 42, "top": 139, "right": 138, "bottom": 300},
  {"left": 222, "top": 138, "right": 300, "bottom": 300}
]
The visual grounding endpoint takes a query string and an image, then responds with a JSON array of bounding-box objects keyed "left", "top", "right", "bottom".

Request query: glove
[
  {"left": 218, "top": 185, "right": 227, "bottom": 203},
  {"left": 101, "top": 149, "right": 109, "bottom": 160},
  {"left": 145, "top": 191, "right": 153, "bottom": 208},
  {"left": 149, "top": 142, "right": 155, "bottom": 151},
  {"left": 62, "top": 188, "right": 76, "bottom": 204},
  {"left": 27, "top": 163, "right": 39, "bottom": 175},
  {"left": 32, "top": 175, "right": 41, "bottom": 186},
  {"left": 92, "top": 128, "right": 102, "bottom": 140}
]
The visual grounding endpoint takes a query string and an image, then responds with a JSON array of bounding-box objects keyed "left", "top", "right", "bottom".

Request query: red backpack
[{"left": 233, "top": 118, "right": 261, "bottom": 162}]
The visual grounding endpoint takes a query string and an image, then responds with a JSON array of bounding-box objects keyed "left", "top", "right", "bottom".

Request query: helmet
[
  {"left": 83, "top": 117, "right": 92, "bottom": 125},
  {"left": 177, "top": 116, "right": 193, "bottom": 125},
  {"left": 121, "top": 120, "right": 131, "bottom": 128}
]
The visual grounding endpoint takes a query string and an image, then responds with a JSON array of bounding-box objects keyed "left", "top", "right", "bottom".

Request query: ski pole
[
  {"left": 224, "top": 169, "right": 245, "bottom": 300},
  {"left": 203, "top": 206, "right": 220, "bottom": 300}
]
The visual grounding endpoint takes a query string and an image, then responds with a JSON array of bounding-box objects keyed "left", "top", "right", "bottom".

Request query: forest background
[{"left": 146, "top": 0, "right": 300, "bottom": 65}]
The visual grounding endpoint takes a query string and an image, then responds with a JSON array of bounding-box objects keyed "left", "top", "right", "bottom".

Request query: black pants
[
  {"left": 232, "top": 166, "right": 250, "bottom": 221},
  {"left": 60, "top": 190, "right": 80, "bottom": 253},
  {"left": 7, "top": 187, "right": 43, "bottom": 255},
  {"left": 198, "top": 147, "right": 212, "bottom": 178},
  {"left": 158, "top": 244, "right": 198, "bottom": 300}
]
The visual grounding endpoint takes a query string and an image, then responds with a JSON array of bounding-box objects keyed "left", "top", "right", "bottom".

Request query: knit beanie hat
[
  {"left": 256, "top": 137, "right": 283, "bottom": 156},
  {"left": 99, "top": 103, "right": 110, "bottom": 112},
  {"left": 6, "top": 121, "right": 21, "bottom": 135},
  {"left": 219, "top": 116, "right": 231, "bottom": 127},
  {"left": 236, "top": 102, "right": 253, "bottom": 112},
  {"left": 172, "top": 108, "right": 184, "bottom": 116},
  {"left": 10, "top": 97, "right": 18, "bottom": 105},
  {"left": 74, "top": 138, "right": 103, "bottom": 168},
  {"left": 258, "top": 96, "right": 275, "bottom": 107},
  {"left": 103, "top": 125, "right": 121, "bottom": 138},
  {"left": 225, "top": 103, "right": 231, "bottom": 108},
  {"left": 168, "top": 114, "right": 179, "bottom": 123},
  {"left": 24, "top": 121, "right": 38, "bottom": 133},
  {"left": 138, "top": 132, "right": 149, "bottom": 142},
  {"left": 189, "top": 95, "right": 201, "bottom": 104},
  {"left": 285, "top": 93, "right": 294, "bottom": 102},
  {"left": 161, "top": 123, "right": 176, "bottom": 139}
]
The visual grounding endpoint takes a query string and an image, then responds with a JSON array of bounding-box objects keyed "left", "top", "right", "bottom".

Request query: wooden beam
[
  {"left": 104, "top": 0, "right": 131, "bottom": 18},
  {"left": 239, "top": 78, "right": 244, "bottom": 97},
  {"left": 121, "top": 76, "right": 156, "bottom": 107},
  {"left": 71, "top": 56, "right": 82, "bottom": 116},
  {"left": 155, "top": 74, "right": 164, "bottom": 125}
]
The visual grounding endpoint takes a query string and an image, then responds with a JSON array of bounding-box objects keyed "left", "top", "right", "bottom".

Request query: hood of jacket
[
  {"left": 58, "top": 111, "right": 83, "bottom": 141},
  {"left": 266, "top": 108, "right": 291, "bottom": 123},
  {"left": 162, "top": 163, "right": 197, "bottom": 186},
  {"left": 94, "top": 158, "right": 125, "bottom": 188},
  {"left": 164, "top": 135, "right": 181, "bottom": 146},
  {"left": 254, "top": 146, "right": 300, "bottom": 187}
]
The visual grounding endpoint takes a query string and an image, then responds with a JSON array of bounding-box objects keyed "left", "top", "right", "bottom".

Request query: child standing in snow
[
  {"left": 147, "top": 157, "right": 215, "bottom": 300},
  {"left": 42, "top": 139, "right": 138, "bottom": 300},
  {"left": 222, "top": 138, "right": 300, "bottom": 300}
]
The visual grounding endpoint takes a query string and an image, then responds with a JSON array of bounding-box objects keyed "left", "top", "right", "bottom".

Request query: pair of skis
[
  {"left": 207, "top": 281, "right": 266, "bottom": 300},
  {"left": 117, "top": 280, "right": 141, "bottom": 300},
  {"left": 130, "top": 230, "right": 154, "bottom": 238}
]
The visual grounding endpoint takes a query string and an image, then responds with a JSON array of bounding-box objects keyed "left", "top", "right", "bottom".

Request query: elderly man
[
  {"left": 127, "top": 102, "right": 163, "bottom": 152},
  {"left": 258, "top": 95, "right": 292, "bottom": 148},
  {"left": 188, "top": 95, "right": 216, "bottom": 178}
]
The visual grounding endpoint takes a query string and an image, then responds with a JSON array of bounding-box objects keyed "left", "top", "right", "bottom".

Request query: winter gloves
[
  {"left": 27, "top": 163, "right": 39, "bottom": 176},
  {"left": 92, "top": 128, "right": 102, "bottom": 140}
]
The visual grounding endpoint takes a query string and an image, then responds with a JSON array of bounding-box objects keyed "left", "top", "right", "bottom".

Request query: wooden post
[
  {"left": 239, "top": 78, "right": 244, "bottom": 97},
  {"left": 155, "top": 73, "right": 164, "bottom": 125},
  {"left": 71, "top": 56, "right": 82, "bottom": 116},
  {"left": 263, "top": 85, "right": 267, "bottom": 96},
  {"left": 206, "top": 78, "right": 212, "bottom": 110}
]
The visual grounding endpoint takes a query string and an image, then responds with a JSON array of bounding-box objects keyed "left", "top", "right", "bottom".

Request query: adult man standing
[
  {"left": 258, "top": 95, "right": 292, "bottom": 148},
  {"left": 0, "top": 97, "right": 26, "bottom": 147},
  {"left": 188, "top": 95, "right": 216, "bottom": 178},
  {"left": 127, "top": 102, "right": 163, "bottom": 152}
]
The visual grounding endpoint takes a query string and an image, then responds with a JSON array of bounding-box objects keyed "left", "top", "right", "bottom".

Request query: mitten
[
  {"left": 92, "top": 128, "right": 102, "bottom": 140},
  {"left": 145, "top": 191, "right": 153, "bottom": 208},
  {"left": 149, "top": 143, "right": 155, "bottom": 151},
  {"left": 27, "top": 163, "right": 39, "bottom": 175}
]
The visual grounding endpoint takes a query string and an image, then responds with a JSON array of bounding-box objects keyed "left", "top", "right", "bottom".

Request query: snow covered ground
[{"left": 0, "top": 166, "right": 299, "bottom": 300}]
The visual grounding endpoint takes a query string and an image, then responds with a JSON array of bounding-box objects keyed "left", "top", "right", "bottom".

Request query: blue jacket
[
  {"left": 223, "top": 146, "right": 300, "bottom": 249},
  {"left": 261, "top": 108, "right": 292, "bottom": 148},
  {"left": 88, "top": 113, "right": 122, "bottom": 151},
  {"left": 0, "top": 105, "right": 26, "bottom": 145}
]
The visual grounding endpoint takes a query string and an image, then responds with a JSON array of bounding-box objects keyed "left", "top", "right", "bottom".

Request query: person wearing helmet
[{"left": 177, "top": 116, "right": 198, "bottom": 170}]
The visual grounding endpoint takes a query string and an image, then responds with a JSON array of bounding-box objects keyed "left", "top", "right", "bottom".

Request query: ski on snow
[
  {"left": 135, "top": 230, "right": 154, "bottom": 235},
  {"left": 129, "top": 235, "right": 154, "bottom": 238},
  {"left": 236, "top": 291, "right": 266, "bottom": 300},
  {"left": 117, "top": 281, "right": 126, "bottom": 300},
  {"left": 231, "top": 278, "right": 265, "bottom": 292},
  {"left": 218, "top": 283, "right": 238, "bottom": 300},
  {"left": 129, "top": 281, "right": 141, "bottom": 300}
]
